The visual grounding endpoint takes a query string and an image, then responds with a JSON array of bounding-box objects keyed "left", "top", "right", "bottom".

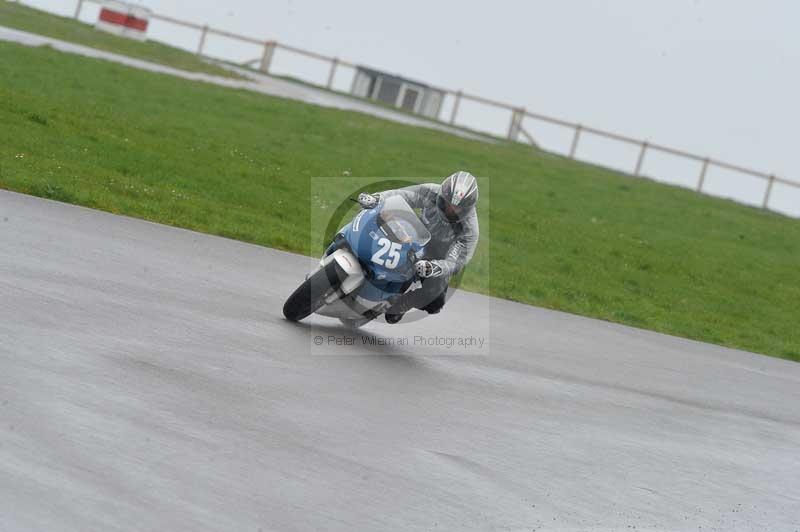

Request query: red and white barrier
[{"left": 95, "top": 1, "right": 151, "bottom": 41}]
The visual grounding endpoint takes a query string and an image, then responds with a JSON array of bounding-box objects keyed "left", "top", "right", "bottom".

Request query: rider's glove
[
  {"left": 358, "top": 193, "right": 379, "bottom": 209},
  {"left": 415, "top": 260, "right": 441, "bottom": 278}
]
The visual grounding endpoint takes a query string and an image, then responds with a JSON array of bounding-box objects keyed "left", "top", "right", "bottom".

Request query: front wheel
[{"left": 283, "top": 261, "right": 344, "bottom": 322}]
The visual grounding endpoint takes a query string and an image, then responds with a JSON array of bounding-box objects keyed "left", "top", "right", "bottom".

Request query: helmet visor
[{"left": 437, "top": 195, "right": 465, "bottom": 222}]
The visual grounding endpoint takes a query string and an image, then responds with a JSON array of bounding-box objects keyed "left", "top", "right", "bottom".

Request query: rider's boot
[
  {"left": 385, "top": 312, "right": 404, "bottom": 324},
  {"left": 385, "top": 294, "right": 412, "bottom": 324}
]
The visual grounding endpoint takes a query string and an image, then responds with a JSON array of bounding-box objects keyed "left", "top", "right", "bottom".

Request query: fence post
[
  {"left": 74, "top": 0, "right": 84, "bottom": 19},
  {"left": 634, "top": 141, "right": 648, "bottom": 176},
  {"left": 260, "top": 41, "right": 276, "bottom": 73},
  {"left": 196, "top": 25, "right": 208, "bottom": 56},
  {"left": 697, "top": 158, "right": 710, "bottom": 193},
  {"left": 449, "top": 91, "right": 462, "bottom": 125},
  {"left": 507, "top": 108, "right": 517, "bottom": 140},
  {"left": 569, "top": 125, "right": 582, "bottom": 159},
  {"left": 762, "top": 175, "right": 775, "bottom": 209},
  {"left": 326, "top": 58, "right": 339, "bottom": 90},
  {"left": 506, "top": 107, "right": 525, "bottom": 141}
]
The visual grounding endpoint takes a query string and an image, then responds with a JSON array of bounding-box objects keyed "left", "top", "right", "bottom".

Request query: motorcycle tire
[{"left": 283, "top": 260, "right": 346, "bottom": 322}]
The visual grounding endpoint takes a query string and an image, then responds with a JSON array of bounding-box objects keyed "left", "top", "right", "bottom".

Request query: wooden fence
[{"left": 71, "top": 0, "right": 799, "bottom": 212}]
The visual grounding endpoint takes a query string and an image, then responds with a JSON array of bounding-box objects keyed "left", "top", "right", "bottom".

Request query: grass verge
[
  {"left": 1, "top": 40, "right": 798, "bottom": 361},
  {"left": 0, "top": 1, "right": 237, "bottom": 78}
]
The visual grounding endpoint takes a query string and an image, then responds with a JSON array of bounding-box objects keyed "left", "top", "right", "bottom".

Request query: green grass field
[
  {"left": 1, "top": 37, "right": 798, "bottom": 361},
  {"left": 0, "top": 1, "right": 237, "bottom": 78}
]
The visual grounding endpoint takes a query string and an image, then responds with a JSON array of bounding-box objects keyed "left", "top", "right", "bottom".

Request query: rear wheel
[
  {"left": 339, "top": 317, "right": 373, "bottom": 329},
  {"left": 283, "top": 261, "right": 345, "bottom": 322}
]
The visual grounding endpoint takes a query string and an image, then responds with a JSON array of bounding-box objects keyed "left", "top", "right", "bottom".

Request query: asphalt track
[
  {"left": 0, "top": 26, "right": 491, "bottom": 143},
  {"left": 1, "top": 190, "right": 799, "bottom": 532}
]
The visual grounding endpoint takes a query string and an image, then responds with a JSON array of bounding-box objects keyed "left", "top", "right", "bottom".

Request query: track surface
[
  {"left": 0, "top": 26, "right": 491, "bottom": 143},
  {"left": 1, "top": 190, "right": 799, "bottom": 531}
]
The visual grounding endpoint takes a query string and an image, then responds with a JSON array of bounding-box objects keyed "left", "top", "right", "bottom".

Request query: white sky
[{"left": 22, "top": 0, "right": 800, "bottom": 215}]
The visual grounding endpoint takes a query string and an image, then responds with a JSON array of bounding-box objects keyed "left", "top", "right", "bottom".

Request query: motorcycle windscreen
[{"left": 378, "top": 195, "right": 431, "bottom": 246}]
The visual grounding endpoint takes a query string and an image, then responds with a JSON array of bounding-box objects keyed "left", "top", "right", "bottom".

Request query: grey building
[{"left": 350, "top": 67, "right": 445, "bottom": 119}]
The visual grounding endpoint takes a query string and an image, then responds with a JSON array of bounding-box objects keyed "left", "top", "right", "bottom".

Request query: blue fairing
[{"left": 337, "top": 204, "right": 426, "bottom": 303}]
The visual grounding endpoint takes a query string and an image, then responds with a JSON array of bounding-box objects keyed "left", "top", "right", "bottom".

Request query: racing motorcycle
[{"left": 282, "top": 195, "right": 430, "bottom": 327}]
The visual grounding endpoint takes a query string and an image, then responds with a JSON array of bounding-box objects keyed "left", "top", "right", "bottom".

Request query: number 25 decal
[{"left": 371, "top": 238, "right": 402, "bottom": 269}]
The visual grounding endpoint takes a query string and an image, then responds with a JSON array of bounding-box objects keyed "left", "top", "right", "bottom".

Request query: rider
[{"left": 357, "top": 171, "right": 480, "bottom": 324}]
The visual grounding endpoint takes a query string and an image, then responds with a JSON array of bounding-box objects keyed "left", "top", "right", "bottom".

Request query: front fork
[{"left": 318, "top": 248, "right": 365, "bottom": 305}]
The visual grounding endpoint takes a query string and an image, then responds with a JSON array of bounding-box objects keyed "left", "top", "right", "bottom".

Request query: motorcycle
[{"left": 282, "top": 195, "right": 431, "bottom": 327}]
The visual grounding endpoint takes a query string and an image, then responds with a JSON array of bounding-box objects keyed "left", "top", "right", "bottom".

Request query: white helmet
[{"left": 438, "top": 171, "right": 479, "bottom": 223}]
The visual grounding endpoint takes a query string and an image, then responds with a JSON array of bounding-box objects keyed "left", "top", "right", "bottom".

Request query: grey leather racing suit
[{"left": 379, "top": 183, "right": 479, "bottom": 313}]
